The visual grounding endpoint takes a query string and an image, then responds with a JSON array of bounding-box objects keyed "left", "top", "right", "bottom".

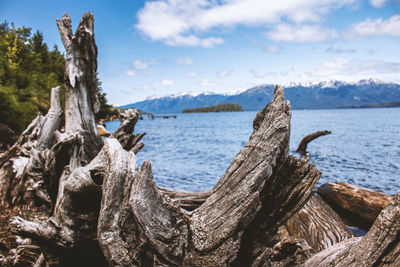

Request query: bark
[
  {"left": 97, "top": 86, "right": 321, "bottom": 266},
  {"left": 158, "top": 188, "right": 211, "bottom": 211},
  {"left": 251, "top": 237, "right": 315, "bottom": 267},
  {"left": 285, "top": 193, "right": 353, "bottom": 252},
  {"left": 318, "top": 182, "right": 394, "bottom": 230},
  {"left": 296, "top": 130, "right": 331, "bottom": 154},
  {"left": 305, "top": 193, "right": 400, "bottom": 266}
]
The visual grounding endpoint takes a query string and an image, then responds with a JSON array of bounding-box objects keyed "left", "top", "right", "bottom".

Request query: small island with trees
[{"left": 182, "top": 103, "right": 243, "bottom": 113}]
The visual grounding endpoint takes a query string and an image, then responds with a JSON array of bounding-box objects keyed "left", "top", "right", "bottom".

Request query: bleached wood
[{"left": 57, "top": 11, "right": 102, "bottom": 162}]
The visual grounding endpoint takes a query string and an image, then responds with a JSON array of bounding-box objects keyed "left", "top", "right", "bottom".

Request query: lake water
[{"left": 105, "top": 108, "right": 400, "bottom": 195}]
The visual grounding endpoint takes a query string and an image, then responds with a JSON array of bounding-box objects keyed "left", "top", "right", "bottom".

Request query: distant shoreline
[{"left": 338, "top": 102, "right": 400, "bottom": 109}]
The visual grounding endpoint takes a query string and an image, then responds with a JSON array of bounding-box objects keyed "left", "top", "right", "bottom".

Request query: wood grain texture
[
  {"left": 285, "top": 193, "right": 353, "bottom": 252},
  {"left": 305, "top": 193, "right": 400, "bottom": 266},
  {"left": 318, "top": 182, "right": 394, "bottom": 230}
]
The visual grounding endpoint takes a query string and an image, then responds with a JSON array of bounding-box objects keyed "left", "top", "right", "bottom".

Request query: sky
[{"left": 1, "top": 0, "right": 400, "bottom": 105}]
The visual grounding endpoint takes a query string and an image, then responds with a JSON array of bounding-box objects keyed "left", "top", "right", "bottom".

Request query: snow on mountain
[{"left": 121, "top": 79, "right": 400, "bottom": 113}]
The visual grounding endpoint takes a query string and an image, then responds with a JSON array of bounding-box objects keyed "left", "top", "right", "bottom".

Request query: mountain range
[{"left": 121, "top": 79, "right": 400, "bottom": 114}]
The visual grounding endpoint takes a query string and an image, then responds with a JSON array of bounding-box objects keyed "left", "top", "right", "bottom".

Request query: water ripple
[{"left": 106, "top": 108, "right": 400, "bottom": 194}]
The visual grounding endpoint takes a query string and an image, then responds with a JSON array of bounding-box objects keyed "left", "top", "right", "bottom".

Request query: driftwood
[
  {"left": 96, "top": 86, "right": 321, "bottom": 266},
  {"left": 0, "top": 12, "right": 399, "bottom": 266},
  {"left": 296, "top": 130, "right": 331, "bottom": 154},
  {"left": 318, "top": 182, "right": 394, "bottom": 230},
  {"left": 305, "top": 192, "right": 400, "bottom": 266},
  {"left": 285, "top": 193, "right": 353, "bottom": 252}
]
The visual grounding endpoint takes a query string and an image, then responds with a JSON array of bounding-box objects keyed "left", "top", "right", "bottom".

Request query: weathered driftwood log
[
  {"left": 96, "top": 86, "right": 321, "bottom": 266},
  {"left": 285, "top": 193, "right": 353, "bottom": 252},
  {"left": 305, "top": 192, "right": 400, "bottom": 266},
  {"left": 296, "top": 130, "right": 331, "bottom": 154},
  {"left": 318, "top": 182, "right": 394, "bottom": 230}
]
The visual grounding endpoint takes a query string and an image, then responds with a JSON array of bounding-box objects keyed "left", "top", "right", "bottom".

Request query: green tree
[
  {"left": 0, "top": 21, "right": 66, "bottom": 133},
  {"left": 95, "top": 78, "right": 119, "bottom": 121}
]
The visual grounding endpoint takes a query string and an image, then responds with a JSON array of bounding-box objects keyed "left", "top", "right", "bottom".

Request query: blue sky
[{"left": 1, "top": 0, "right": 400, "bottom": 105}]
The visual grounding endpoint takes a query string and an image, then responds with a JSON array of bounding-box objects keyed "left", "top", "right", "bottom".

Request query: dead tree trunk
[
  {"left": 56, "top": 12, "right": 103, "bottom": 162},
  {"left": 296, "top": 130, "right": 331, "bottom": 154},
  {"left": 318, "top": 182, "right": 394, "bottom": 230}
]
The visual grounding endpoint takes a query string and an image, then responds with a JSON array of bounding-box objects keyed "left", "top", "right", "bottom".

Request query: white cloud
[
  {"left": 176, "top": 57, "right": 194, "bottom": 65},
  {"left": 265, "top": 24, "right": 338, "bottom": 43},
  {"left": 186, "top": 72, "right": 197, "bottom": 77},
  {"left": 309, "top": 58, "right": 400, "bottom": 77},
  {"left": 370, "top": 0, "right": 387, "bottom": 8},
  {"left": 136, "top": 0, "right": 354, "bottom": 47},
  {"left": 165, "top": 35, "right": 223, "bottom": 47},
  {"left": 202, "top": 79, "right": 217, "bottom": 86},
  {"left": 217, "top": 69, "right": 231, "bottom": 78},
  {"left": 348, "top": 15, "right": 400, "bottom": 38}
]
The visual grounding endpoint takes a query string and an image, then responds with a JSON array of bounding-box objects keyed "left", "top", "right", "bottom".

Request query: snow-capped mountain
[{"left": 120, "top": 79, "right": 400, "bottom": 114}]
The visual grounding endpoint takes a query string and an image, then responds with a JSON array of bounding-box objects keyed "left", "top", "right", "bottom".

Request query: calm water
[{"left": 105, "top": 108, "right": 400, "bottom": 195}]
